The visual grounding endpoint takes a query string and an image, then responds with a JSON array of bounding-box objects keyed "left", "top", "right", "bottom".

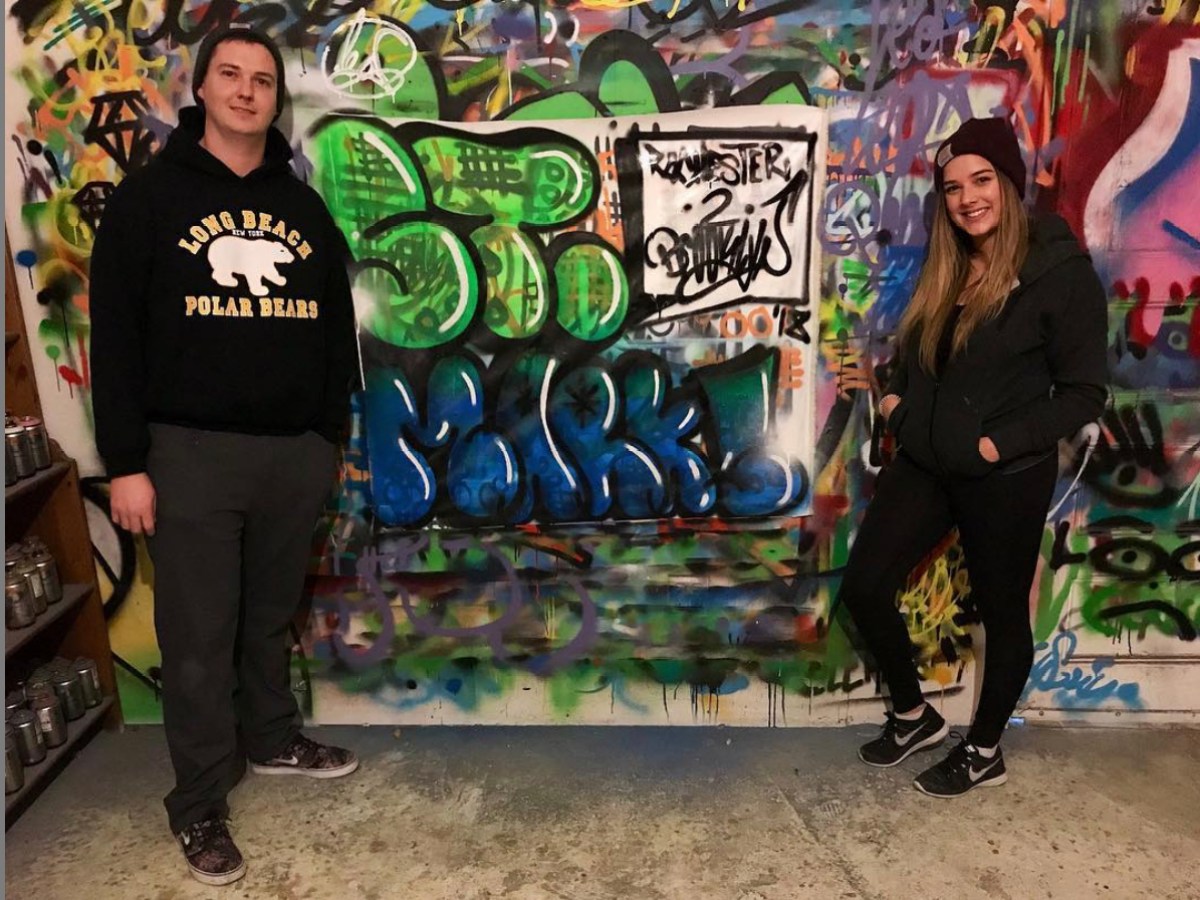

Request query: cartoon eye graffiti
[
  {"left": 1160, "top": 321, "right": 1192, "bottom": 359},
  {"left": 1086, "top": 405, "right": 1181, "bottom": 508},
  {"left": 1169, "top": 540, "right": 1200, "bottom": 582},
  {"left": 1089, "top": 536, "right": 1168, "bottom": 581}
]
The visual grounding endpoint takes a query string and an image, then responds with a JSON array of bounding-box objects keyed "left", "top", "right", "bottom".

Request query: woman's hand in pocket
[
  {"left": 978, "top": 436, "right": 1000, "bottom": 463},
  {"left": 879, "top": 394, "right": 901, "bottom": 421}
]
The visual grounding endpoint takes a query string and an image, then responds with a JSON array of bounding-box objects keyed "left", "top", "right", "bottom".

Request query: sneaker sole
[
  {"left": 913, "top": 770, "right": 1008, "bottom": 798},
  {"left": 250, "top": 758, "right": 359, "bottom": 779},
  {"left": 188, "top": 861, "right": 246, "bottom": 886},
  {"left": 858, "top": 722, "right": 950, "bottom": 768}
]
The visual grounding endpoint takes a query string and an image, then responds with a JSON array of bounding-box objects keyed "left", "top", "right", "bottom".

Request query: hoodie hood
[
  {"left": 1019, "top": 213, "right": 1090, "bottom": 288},
  {"left": 159, "top": 105, "right": 294, "bottom": 181}
]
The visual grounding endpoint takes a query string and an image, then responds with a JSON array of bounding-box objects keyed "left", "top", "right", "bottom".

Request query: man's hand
[
  {"left": 110, "top": 473, "right": 157, "bottom": 535},
  {"left": 878, "top": 394, "right": 901, "bottom": 421},
  {"left": 979, "top": 436, "right": 1000, "bottom": 463}
]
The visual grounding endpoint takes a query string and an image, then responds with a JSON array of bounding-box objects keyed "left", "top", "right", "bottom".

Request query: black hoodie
[
  {"left": 885, "top": 214, "right": 1109, "bottom": 477},
  {"left": 90, "top": 107, "right": 359, "bottom": 477}
]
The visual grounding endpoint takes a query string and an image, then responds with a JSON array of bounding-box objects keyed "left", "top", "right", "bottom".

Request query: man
[{"left": 90, "top": 24, "right": 360, "bottom": 886}]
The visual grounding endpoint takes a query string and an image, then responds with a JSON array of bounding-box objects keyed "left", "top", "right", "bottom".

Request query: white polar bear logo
[{"left": 207, "top": 235, "right": 295, "bottom": 297}]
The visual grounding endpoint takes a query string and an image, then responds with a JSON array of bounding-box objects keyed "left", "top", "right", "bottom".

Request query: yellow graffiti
[
  {"left": 485, "top": 57, "right": 514, "bottom": 117},
  {"left": 899, "top": 540, "right": 973, "bottom": 678},
  {"left": 1156, "top": 0, "right": 1200, "bottom": 24},
  {"left": 369, "top": 0, "right": 428, "bottom": 22},
  {"left": 970, "top": 5, "right": 1008, "bottom": 61},
  {"left": 32, "top": 41, "right": 169, "bottom": 138}
]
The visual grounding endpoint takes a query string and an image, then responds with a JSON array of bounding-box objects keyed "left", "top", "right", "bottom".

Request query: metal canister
[
  {"left": 24, "top": 673, "right": 54, "bottom": 703},
  {"left": 31, "top": 549, "right": 62, "bottom": 605},
  {"left": 5, "top": 425, "right": 34, "bottom": 480},
  {"left": 46, "top": 659, "right": 71, "bottom": 680},
  {"left": 4, "top": 439, "right": 14, "bottom": 485},
  {"left": 9, "top": 710, "right": 46, "bottom": 765},
  {"left": 5, "top": 734, "right": 24, "bottom": 794},
  {"left": 5, "top": 571, "right": 37, "bottom": 628},
  {"left": 28, "top": 549, "right": 62, "bottom": 607},
  {"left": 18, "top": 415, "right": 51, "bottom": 469},
  {"left": 30, "top": 694, "right": 67, "bottom": 748},
  {"left": 51, "top": 669, "right": 85, "bottom": 721},
  {"left": 5, "top": 543, "right": 24, "bottom": 567},
  {"left": 72, "top": 658, "right": 102, "bottom": 708},
  {"left": 21, "top": 536, "right": 47, "bottom": 555},
  {"left": 14, "top": 559, "right": 46, "bottom": 614},
  {"left": 5, "top": 691, "right": 24, "bottom": 720}
]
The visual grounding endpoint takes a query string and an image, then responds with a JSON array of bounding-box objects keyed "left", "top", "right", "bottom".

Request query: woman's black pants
[{"left": 837, "top": 451, "right": 1057, "bottom": 748}]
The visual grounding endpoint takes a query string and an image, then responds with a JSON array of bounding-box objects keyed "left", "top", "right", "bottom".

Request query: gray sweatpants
[{"left": 145, "top": 424, "right": 337, "bottom": 833}]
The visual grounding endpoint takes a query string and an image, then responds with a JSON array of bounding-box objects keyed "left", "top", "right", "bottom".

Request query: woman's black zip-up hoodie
[
  {"left": 90, "top": 106, "right": 359, "bottom": 477},
  {"left": 885, "top": 213, "right": 1109, "bottom": 477}
]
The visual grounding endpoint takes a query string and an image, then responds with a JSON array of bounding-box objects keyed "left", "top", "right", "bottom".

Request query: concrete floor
[{"left": 4, "top": 724, "right": 1198, "bottom": 899}]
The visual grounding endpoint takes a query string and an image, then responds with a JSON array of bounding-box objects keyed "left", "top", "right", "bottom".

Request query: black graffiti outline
[
  {"left": 82, "top": 91, "right": 158, "bottom": 172},
  {"left": 617, "top": 125, "right": 818, "bottom": 325},
  {"left": 1097, "top": 601, "right": 1197, "bottom": 642},
  {"left": 1087, "top": 403, "right": 1185, "bottom": 509},
  {"left": 1050, "top": 515, "right": 1200, "bottom": 585}
]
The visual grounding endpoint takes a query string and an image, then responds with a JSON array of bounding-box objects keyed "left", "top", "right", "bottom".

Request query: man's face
[{"left": 196, "top": 40, "right": 278, "bottom": 139}]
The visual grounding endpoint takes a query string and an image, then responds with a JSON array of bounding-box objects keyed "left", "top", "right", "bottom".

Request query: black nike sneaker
[
  {"left": 858, "top": 705, "right": 949, "bottom": 767},
  {"left": 176, "top": 818, "right": 246, "bottom": 886},
  {"left": 914, "top": 739, "right": 1007, "bottom": 797}
]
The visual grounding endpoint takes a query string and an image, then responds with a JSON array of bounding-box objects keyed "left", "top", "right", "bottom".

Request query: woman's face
[{"left": 942, "top": 154, "right": 1003, "bottom": 249}]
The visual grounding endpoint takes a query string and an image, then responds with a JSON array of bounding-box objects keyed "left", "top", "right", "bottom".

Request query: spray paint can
[
  {"left": 30, "top": 549, "right": 62, "bottom": 605},
  {"left": 25, "top": 669, "right": 53, "bottom": 691},
  {"left": 5, "top": 543, "right": 25, "bottom": 568},
  {"left": 51, "top": 670, "right": 85, "bottom": 721},
  {"left": 72, "top": 658, "right": 102, "bottom": 708},
  {"left": 5, "top": 691, "right": 24, "bottom": 720},
  {"left": 21, "top": 535, "right": 48, "bottom": 555},
  {"left": 30, "top": 694, "right": 67, "bottom": 748},
  {"left": 5, "top": 733, "right": 24, "bottom": 794},
  {"left": 17, "top": 416, "right": 52, "bottom": 470},
  {"left": 24, "top": 683, "right": 54, "bottom": 706},
  {"left": 5, "top": 425, "right": 34, "bottom": 480},
  {"left": 5, "top": 571, "right": 37, "bottom": 629},
  {"left": 13, "top": 559, "right": 46, "bottom": 615},
  {"left": 9, "top": 710, "right": 46, "bottom": 765}
]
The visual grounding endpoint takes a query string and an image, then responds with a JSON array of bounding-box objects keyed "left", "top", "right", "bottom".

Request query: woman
[{"left": 838, "top": 117, "right": 1108, "bottom": 797}]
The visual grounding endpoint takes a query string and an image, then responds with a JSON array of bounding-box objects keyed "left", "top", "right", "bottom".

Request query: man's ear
[{"left": 196, "top": 83, "right": 206, "bottom": 103}]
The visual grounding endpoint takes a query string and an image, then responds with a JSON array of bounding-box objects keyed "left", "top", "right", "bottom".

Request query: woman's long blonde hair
[{"left": 898, "top": 174, "right": 1029, "bottom": 373}]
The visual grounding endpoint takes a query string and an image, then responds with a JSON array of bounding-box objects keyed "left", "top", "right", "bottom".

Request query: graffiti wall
[{"left": 5, "top": 0, "right": 1198, "bottom": 726}]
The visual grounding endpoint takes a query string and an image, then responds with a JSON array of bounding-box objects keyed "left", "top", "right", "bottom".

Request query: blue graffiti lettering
[
  {"left": 362, "top": 348, "right": 809, "bottom": 526},
  {"left": 1026, "top": 632, "right": 1143, "bottom": 709}
]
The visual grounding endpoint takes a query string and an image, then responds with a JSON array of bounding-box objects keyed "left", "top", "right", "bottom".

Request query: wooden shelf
[
  {"left": 4, "top": 695, "right": 114, "bottom": 821},
  {"left": 4, "top": 583, "right": 92, "bottom": 658},
  {"left": 5, "top": 461, "right": 70, "bottom": 504},
  {"left": 5, "top": 230, "right": 121, "bottom": 827}
]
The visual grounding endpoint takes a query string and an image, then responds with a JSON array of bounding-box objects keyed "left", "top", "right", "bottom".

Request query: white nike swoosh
[
  {"left": 273, "top": 754, "right": 299, "bottom": 766},
  {"left": 894, "top": 725, "right": 923, "bottom": 747},
  {"left": 969, "top": 760, "right": 999, "bottom": 782}
]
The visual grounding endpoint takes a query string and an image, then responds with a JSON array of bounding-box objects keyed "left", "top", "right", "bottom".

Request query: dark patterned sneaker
[
  {"left": 250, "top": 733, "right": 359, "bottom": 778},
  {"left": 914, "top": 740, "right": 1007, "bottom": 797},
  {"left": 176, "top": 818, "right": 246, "bottom": 886},
  {"left": 858, "top": 705, "right": 949, "bottom": 767}
]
